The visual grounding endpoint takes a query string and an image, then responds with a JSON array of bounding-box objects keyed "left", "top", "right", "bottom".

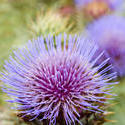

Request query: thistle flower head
[
  {"left": 1, "top": 34, "right": 117, "bottom": 124},
  {"left": 87, "top": 15, "right": 125, "bottom": 76},
  {"left": 29, "top": 10, "right": 75, "bottom": 37}
]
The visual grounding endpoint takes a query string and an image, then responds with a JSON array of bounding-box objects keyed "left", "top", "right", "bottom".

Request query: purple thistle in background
[
  {"left": 74, "top": 0, "right": 123, "bottom": 19},
  {"left": 105, "top": 0, "right": 123, "bottom": 10},
  {"left": 74, "top": 0, "right": 91, "bottom": 7},
  {"left": 0, "top": 34, "right": 117, "bottom": 124},
  {"left": 87, "top": 15, "right": 125, "bottom": 76},
  {"left": 74, "top": 0, "right": 123, "bottom": 10}
]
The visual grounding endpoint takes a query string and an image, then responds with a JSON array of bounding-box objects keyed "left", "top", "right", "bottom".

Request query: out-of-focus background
[{"left": 0, "top": 0, "right": 125, "bottom": 125}]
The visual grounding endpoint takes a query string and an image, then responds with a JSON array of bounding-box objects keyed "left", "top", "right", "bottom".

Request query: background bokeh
[{"left": 0, "top": 0, "right": 125, "bottom": 124}]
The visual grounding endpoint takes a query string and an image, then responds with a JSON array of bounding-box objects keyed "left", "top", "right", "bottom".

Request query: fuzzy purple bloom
[
  {"left": 87, "top": 15, "right": 125, "bottom": 76},
  {"left": 1, "top": 34, "right": 117, "bottom": 124},
  {"left": 74, "top": 0, "right": 91, "bottom": 7},
  {"left": 74, "top": 0, "right": 123, "bottom": 10}
]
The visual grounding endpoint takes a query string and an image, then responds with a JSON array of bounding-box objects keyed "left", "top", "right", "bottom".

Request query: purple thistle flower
[
  {"left": 87, "top": 15, "right": 125, "bottom": 76},
  {"left": 74, "top": 0, "right": 123, "bottom": 10},
  {"left": 1, "top": 34, "right": 117, "bottom": 124}
]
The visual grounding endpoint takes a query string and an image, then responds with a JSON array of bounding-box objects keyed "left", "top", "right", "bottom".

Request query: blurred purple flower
[
  {"left": 1, "top": 34, "right": 117, "bottom": 124},
  {"left": 87, "top": 15, "right": 125, "bottom": 76},
  {"left": 74, "top": 0, "right": 91, "bottom": 7},
  {"left": 74, "top": 0, "right": 123, "bottom": 10}
]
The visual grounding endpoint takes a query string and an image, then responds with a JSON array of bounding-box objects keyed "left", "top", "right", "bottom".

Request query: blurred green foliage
[
  {"left": 0, "top": 0, "right": 40, "bottom": 68},
  {"left": 0, "top": 0, "right": 125, "bottom": 125}
]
